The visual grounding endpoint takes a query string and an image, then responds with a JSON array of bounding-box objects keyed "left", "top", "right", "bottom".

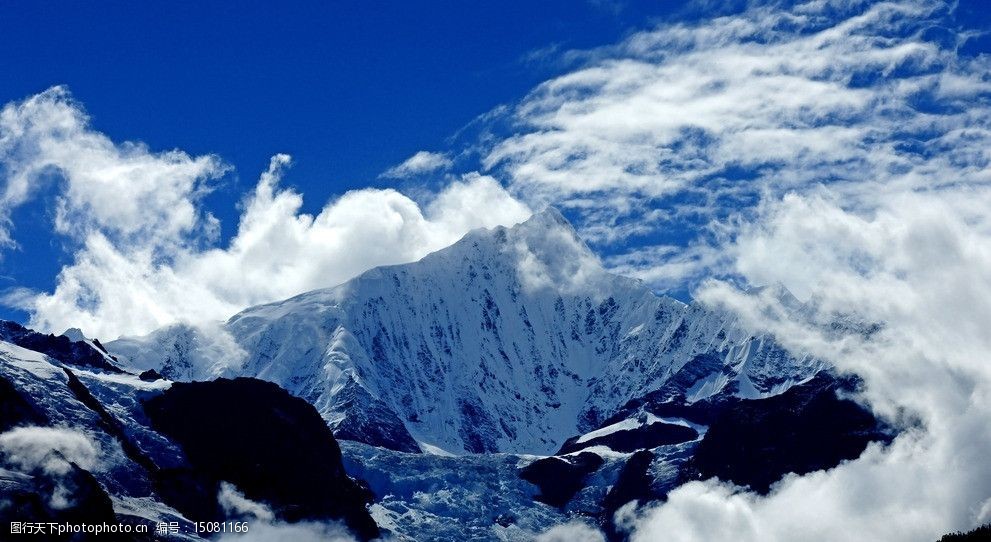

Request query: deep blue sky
[
  {"left": 0, "top": 1, "right": 696, "bottom": 218},
  {"left": 0, "top": 0, "right": 698, "bottom": 321}
]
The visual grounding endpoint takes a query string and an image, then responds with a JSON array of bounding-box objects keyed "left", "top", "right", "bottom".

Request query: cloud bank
[
  {"left": 0, "top": 88, "right": 530, "bottom": 338},
  {"left": 218, "top": 482, "right": 275, "bottom": 522},
  {"left": 535, "top": 521, "right": 606, "bottom": 542},
  {"left": 623, "top": 186, "right": 991, "bottom": 539}
]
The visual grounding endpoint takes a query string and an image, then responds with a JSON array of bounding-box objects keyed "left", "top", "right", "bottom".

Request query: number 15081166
[{"left": 195, "top": 521, "right": 249, "bottom": 534}]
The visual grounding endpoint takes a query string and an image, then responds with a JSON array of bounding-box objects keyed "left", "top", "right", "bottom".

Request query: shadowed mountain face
[
  {"left": 678, "top": 373, "right": 891, "bottom": 494},
  {"left": 0, "top": 341, "right": 382, "bottom": 541},
  {"left": 142, "top": 378, "right": 379, "bottom": 540},
  {"left": 0, "top": 455, "right": 121, "bottom": 541},
  {"left": 511, "top": 371, "right": 891, "bottom": 539},
  {"left": 519, "top": 452, "right": 604, "bottom": 508},
  {"left": 110, "top": 209, "right": 823, "bottom": 455},
  {"left": 0, "top": 375, "right": 48, "bottom": 432},
  {"left": 0, "top": 321, "right": 121, "bottom": 373}
]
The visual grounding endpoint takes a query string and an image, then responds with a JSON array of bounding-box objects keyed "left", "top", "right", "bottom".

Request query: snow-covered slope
[
  {"left": 0, "top": 339, "right": 198, "bottom": 537},
  {"left": 109, "top": 209, "right": 821, "bottom": 455}
]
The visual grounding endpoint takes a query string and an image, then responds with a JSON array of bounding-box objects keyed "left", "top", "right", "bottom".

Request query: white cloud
[
  {"left": 622, "top": 127, "right": 991, "bottom": 540},
  {"left": 218, "top": 481, "right": 275, "bottom": 522},
  {"left": 0, "top": 91, "right": 531, "bottom": 339},
  {"left": 380, "top": 150, "right": 452, "bottom": 179},
  {"left": 625, "top": 185, "right": 991, "bottom": 540},
  {"left": 482, "top": 0, "right": 990, "bottom": 267},
  {"left": 603, "top": 243, "right": 726, "bottom": 293},
  {"left": 0, "top": 86, "right": 226, "bottom": 250},
  {"left": 0, "top": 426, "right": 101, "bottom": 475},
  {"left": 0, "top": 426, "right": 105, "bottom": 510},
  {"left": 535, "top": 521, "right": 605, "bottom": 542}
]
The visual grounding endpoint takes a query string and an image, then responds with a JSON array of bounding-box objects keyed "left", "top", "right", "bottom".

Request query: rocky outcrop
[{"left": 142, "top": 378, "right": 380, "bottom": 540}]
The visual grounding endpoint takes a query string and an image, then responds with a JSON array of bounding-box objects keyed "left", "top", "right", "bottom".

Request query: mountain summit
[{"left": 109, "top": 209, "right": 820, "bottom": 454}]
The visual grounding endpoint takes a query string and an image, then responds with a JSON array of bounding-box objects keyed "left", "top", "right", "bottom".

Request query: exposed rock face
[
  {"left": 138, "top": 369, "right": 163, "bottom": 382},
  {"left": 0, "top": 375, "right": 49, "bottom": 432},
  {"left": 678, "top": 373, "right": 890, "bottom": 494},
  {"left": 0, "top": 321, "right": 121, "bottom": 373},
  {"left": 0, "top": 343, "right": 163, "bottom": 541},
  {"left": 142, "top": 378, "right": 380, "bottom": 540},
  {"left": 519, "top": 452, "right": 604, "bottom": 508},
  {"left": 602, "top": 450, "right": 655, "bottom": 541}
]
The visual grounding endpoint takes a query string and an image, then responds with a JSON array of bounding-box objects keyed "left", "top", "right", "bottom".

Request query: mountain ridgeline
[{"left": 109, "top": 208, "right": 823, "bottom": 456}]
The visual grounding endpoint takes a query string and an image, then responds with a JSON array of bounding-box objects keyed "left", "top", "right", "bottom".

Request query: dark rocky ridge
[
  {"left": 679, "top": 373, "right": 891, "bottom": 494},
  {"left": 0, "top": 371, "right": 154, "bottom": 540},
  {"left": 1, "top": 336, "right": 382, "bottom": 540},
  {"left": 56, "top": 368, "right": 217, "bottom": 534},
  {"left": 519, "top": 452, "right": 604, "bottom": 508},
  {"left": 602, "top": 450, "right": 655, "bottom": 542},
  {"left": 558, "top": 419, "right": 697, "bottom": 455},
  {"left": 142, "top": 377, "right": 380, "bottom": 540},
  {"left": 938, "top": 523, "right": 991, "bottom": 541},
  {"left": 517, "top": 372, "right": 892, "bottom": 541},
  {"left": 0, "top": 453, "right": 122, "bottom": 542},
  {"left": 0, "top": 375, "right": 49, "bottom": 432},
  {"left": 0, "top": 321, "right": 122, "bottom": 373},
  {"left": 330, "top": 379, "right": 421, "bottom": 453},
  {"left": 137, "top": 369, "right": 163, "bottom": 382}
]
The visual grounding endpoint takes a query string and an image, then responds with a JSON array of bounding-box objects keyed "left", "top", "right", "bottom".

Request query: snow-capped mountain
[
  {"left": 109, "top": 209, "right": 822, "bottom": 455},
  {"left": 0, "top": 210, "right": 891, "bottom": 541}
]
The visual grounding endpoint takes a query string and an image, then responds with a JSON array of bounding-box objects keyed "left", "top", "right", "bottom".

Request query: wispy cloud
[
  {"left": 630, "top": 182, "right": 991, "bottom": 539},
  {"left": 380, "top": 150, "right": 452, "bottom": 179},
  {"left": 0, "top": 426, "right": 102, "bottom": 476},
  {"left": 480, "top": 0, "right": 990, "bottom": 288},
  {"left": 536, "top": 520, "right": 605, "bottom": 542},
  {"left": 0, "top": 86, "right": 226, "bottom": 250}
]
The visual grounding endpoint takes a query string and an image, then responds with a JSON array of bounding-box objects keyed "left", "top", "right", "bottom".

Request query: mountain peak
[
  {"left": 511, "top": 207, "right": 583, "bottom": 243},
  {"left": 61, "top": 327, "right": 88, "bottom": 342},
  {"left": 444, "top": 206, "right": 615, "bottom": 298},
  {"left": 521, "top": 206, "right": 571, "bottom": 229}
]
